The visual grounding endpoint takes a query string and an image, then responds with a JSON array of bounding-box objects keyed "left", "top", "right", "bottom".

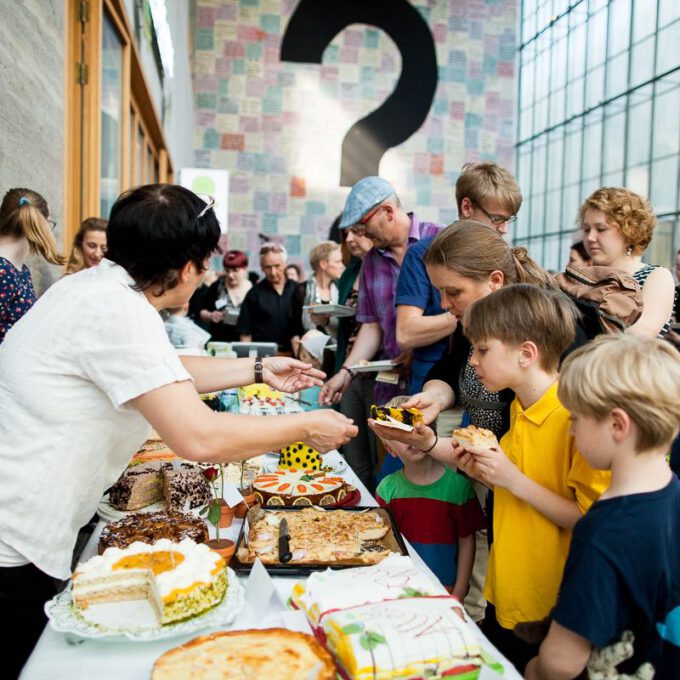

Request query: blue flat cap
[{"left": 339, "top": 176, "right": 396, "bottom": 229}]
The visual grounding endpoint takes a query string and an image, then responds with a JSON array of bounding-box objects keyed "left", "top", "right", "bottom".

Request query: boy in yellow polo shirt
[{"left": 451, "top": 284, "right": 610, "bottom": 673}]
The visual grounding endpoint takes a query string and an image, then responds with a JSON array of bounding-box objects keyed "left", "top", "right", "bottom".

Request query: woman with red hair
[{"left": 198, "top": 249, "right": 252, "bottom": 341}]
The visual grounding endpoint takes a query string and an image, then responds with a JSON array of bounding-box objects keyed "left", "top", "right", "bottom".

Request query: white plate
[
  {"left": 45, "top": 568, "right": 244, "bottom": 642},
  {"left": 371, "top": 416, "right": 414, "bottom": 432},
  {"left": 302, "top": 303, "right": 356, "bottom": 317},
  {"left": 96, "top": 495, "right": 167, "bottom": 523},
  {"left": 347, "top": 360, "right": 400, "bottom": 373}
]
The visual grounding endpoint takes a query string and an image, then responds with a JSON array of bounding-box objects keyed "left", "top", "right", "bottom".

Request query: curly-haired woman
[{"left": 579, "top": 187, "right": 675, "bottom": 337}]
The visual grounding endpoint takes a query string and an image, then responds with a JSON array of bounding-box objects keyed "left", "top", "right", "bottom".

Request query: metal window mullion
[{"left": 621, "top": 0, "right": 636, "bottom": 183}]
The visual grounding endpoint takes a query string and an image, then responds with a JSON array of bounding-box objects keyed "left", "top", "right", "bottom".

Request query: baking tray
[{"left": 231, "top": 505, "right": 409, "bottom": 576}]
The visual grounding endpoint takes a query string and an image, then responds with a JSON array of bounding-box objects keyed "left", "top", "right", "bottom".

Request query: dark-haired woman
[
  {"left": 198, "top": 249, "right": 252, "bottom": 341},
  {"left": 0, "top": 184, "right": 357, "bottom": 676},
  {"left": 0, "top": 188, "right": 65, "bottom": 343}
]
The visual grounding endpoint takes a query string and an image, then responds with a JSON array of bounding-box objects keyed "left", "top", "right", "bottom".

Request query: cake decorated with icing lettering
[
  {"left": 72, "top": 538, "right": 227, "bottom": 625},
  {"left": 252, "top": 469, "right": 348, "bottom": 507},
  {"left": 279, "top": 442, "right": 322, "bottom": 471}
]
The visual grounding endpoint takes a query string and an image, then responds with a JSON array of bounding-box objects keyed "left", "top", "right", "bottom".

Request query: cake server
[{"left": 278, "top": 518, "right": 292, "bottom": 563}]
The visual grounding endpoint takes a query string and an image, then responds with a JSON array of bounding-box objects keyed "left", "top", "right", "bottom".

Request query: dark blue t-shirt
[
  {"left": 553, "top": 475, "right": 680, "bottom": 680},
  {"left": 395, "top": 236, "right": 448, "bottom": 392}
]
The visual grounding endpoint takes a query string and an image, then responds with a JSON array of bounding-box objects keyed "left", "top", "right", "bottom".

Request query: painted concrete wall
[
  {"left": 191, "top": 0, "right": 517, "bottom": 269},
  {"left": 0, "top": 0, "right": 65, "bottom": 292}
]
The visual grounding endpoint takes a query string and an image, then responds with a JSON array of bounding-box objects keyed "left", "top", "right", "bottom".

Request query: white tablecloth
[{"left": 21, "top": 452, "right": 521, "bottom": 680}]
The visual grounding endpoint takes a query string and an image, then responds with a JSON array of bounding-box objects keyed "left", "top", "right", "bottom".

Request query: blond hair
[
  {"left": 64, "top": 217, "right": 108, "bottom": 275},
  {"left": 464, "top": 284, "right": 578, "bottom": 371},
  {"left": 455, "top": 162, "right": 522, "bottom": 215},
  {"left": 578, "top": 187, "right": 656, "bottom": 256},
  {"left": 424, "top": 220, "right": 557, "bottom": 290},
  {"left": 309, "top": 241, "right": 341, "bottom": 273},
  {"left": 558, "top": 335, "right": 680, "bottom": 452},
  {"left": 0, "top": 188, "right": 65, "bottom": 265}
]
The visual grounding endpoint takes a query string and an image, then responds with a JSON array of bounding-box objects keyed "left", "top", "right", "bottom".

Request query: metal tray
[{"left": 231, "top": 505, "right": 409, "bottom": 576}]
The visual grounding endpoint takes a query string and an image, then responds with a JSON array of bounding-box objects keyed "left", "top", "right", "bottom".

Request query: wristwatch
[{"left": 254, "top": 356, "right": 264, "bottom": 383}]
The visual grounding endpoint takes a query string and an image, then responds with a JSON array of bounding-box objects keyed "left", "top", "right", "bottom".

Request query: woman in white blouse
[{"left": 0, "top": 184, "right": 357, "bottom": 676}]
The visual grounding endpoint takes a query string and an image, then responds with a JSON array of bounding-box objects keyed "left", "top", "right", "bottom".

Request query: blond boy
[
  {"left": 449, "top": 284, "right": 610, "bottom": 672},
  {"left": 526, "top": 336, "right": 680, "bottom": 680}
]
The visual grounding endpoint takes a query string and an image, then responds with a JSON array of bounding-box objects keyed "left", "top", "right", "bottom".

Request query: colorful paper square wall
[{"left": 192, "top": 0, "right": 517, "bottom": 268}]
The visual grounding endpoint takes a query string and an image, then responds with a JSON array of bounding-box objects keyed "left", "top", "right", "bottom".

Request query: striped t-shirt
[{"left": 376, "top": 468, "right": 486, "bottom": 589}]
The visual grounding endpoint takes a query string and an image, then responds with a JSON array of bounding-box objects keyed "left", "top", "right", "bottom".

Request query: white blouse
[{"left": 0, "top": 260, "right": 191, "bottom": 578}]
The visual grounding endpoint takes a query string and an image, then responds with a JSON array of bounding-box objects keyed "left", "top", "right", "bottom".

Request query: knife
[{"left": 278, "top": 518, "right": 292, "bottom": 563}]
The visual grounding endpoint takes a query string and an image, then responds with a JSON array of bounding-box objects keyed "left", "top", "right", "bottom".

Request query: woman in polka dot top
[{"left": 0, "top": 188, "right": 65, "bottom": 343}]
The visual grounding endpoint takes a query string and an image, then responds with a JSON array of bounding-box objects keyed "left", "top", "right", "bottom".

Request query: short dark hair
[
  {"left": 570, "top": 240, "right": 590, "bottom": 262},
  {"left": 106, "top": 184, "right": 220, "bottom": 293}
]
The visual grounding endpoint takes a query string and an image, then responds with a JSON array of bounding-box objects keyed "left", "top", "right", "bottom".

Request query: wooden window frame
[{"left": 64, "top": 0, "right": 173, "bottom": 248}]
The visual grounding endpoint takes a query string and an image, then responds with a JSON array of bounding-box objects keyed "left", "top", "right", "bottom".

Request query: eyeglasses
[
  {"left": 47, "top": 219, "right": 57, "bottom": 231},
  {"left": 348, "top": 204, "right": 383, "bottom": 235},
  {"left": 474, "top": 203, "right": 517, "bottom": 226},
  {"left": 195, "top": 195, "right": 215, "bottom": 220}
]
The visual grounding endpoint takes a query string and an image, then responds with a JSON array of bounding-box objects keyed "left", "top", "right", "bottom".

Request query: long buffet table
[{"left": 21, "top": 450, "right": 522, "bottom": 680}]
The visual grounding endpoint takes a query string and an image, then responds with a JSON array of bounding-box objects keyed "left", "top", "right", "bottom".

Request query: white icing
[
  {"left": 297, "top": 555, "right": 446, "bottom": 625},
  {"left": 74, "top": 538, "right": 222, "bottom": 599}
]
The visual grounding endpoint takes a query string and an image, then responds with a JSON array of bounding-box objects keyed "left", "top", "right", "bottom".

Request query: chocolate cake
[
  {"left": 98, "top": 511, "right": 209, "bottom": 553},
  {"left": 108, "top": 461, "right": 164, "bottom": 510},
  {"left": 108, "top": 462, "right": 211, "bottom": 513},
  {"left": 163, "top": 464, "right": 212, "bottom": 512}
]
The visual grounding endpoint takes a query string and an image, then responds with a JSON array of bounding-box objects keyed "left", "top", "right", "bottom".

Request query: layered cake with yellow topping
[
  {"left": 72, "top": 538, "right": 227, "bottom": 625},
  {"left": 279, "top": 442, "right": 322, "bottom": 471},
  {"left": 252, "top": 470, "right": 348, "bottom": 507}
]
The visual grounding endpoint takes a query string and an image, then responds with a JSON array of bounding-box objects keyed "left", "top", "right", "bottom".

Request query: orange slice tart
[{"left": 252, "top": 469, "right": 348, "bottom": 507}]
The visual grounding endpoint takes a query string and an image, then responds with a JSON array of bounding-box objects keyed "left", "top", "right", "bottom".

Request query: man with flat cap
[{"left": 319, "top": 176, "right": 442, "bottom": 488}]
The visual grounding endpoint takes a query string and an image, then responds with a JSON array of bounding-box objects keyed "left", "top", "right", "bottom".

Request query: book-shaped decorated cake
[
  {"left": 291, "top": 554, "right": 447, "bottom": 629},
  {"left": 321, "top": 597, "right": 504, "bottom": 679}
]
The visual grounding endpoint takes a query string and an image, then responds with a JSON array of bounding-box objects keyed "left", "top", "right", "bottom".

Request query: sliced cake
[{"left": 73, "top": 538, "right": 227, "bottom": 625}]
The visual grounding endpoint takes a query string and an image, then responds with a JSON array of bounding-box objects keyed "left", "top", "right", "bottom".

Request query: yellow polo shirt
[{"left": 483, "top": 382, "right": 610, "bottom": 629}]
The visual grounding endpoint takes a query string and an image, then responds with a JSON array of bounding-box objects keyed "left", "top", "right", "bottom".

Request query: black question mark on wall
[{"left": 280, "top": 0, "right": 438, "bottom": 187}]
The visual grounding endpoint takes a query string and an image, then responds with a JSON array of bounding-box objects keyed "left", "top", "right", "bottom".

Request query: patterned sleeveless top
[{"left": 632, "top": 264, "right": 671, "bottom": 337}]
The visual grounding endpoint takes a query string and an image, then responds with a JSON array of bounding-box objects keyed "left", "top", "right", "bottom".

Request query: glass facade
[{"left": 516, "top": 0, "right": 680, "bottom": 270}]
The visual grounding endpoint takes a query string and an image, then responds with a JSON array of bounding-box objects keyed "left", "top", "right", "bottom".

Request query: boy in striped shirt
[{"left": 376, "top": 397, "right": 486, "bottom": 599}]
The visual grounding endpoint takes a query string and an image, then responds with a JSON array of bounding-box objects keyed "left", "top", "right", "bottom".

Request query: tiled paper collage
[{"left": 192, "top": 0, "right": 517, "bottom": 270}]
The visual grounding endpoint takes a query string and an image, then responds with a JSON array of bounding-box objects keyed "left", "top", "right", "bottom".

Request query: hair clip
[{"left": 18, "top": 196, "right": 31, "bottom": 206}]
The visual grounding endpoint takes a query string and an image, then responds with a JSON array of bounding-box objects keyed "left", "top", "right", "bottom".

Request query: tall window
[
  {"left": 65, "top": 0, "right": 172, "bottom": 247},
  {"left": 100, "top": 11, "right": 123, "bottom": 218},
  {"left": 516, "top": 0, "right": 680, "bottom": 270}
]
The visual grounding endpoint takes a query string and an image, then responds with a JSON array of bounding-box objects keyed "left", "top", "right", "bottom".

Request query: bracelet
[
  {"left": 254, "top": 356, "right": 264, "bottom": 383},
  {"left": 422, "top": 433, "right": 438, "bottom": 453},
  {"left": 340, "top": 365, "right": 355, "bottom": 379}
]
